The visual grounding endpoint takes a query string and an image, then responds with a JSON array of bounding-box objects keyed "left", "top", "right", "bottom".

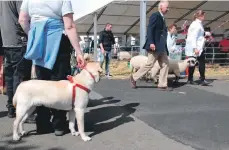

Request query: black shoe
[
  {"left": 187, "top": 80, "right": 198, "bottom": 85},
  {"left": 158, "top": 86, "right": 173, "bottom": 91},
  {"left": 54, "top": 121, "right": 68, "bottom": 136},
  {"left": 200, "top": 80, "right": 210, "bottom": 86},
  {"left": 7, "top": 107, "right": 16, "bottom": 118},
  {"left": 25, "top": 114, "right": 37, "bottom": 124},
  {"left": 36, "top": 122, "right": 54, "bottom": 134},
  {"left": 106, "top": 74, "right": 113, "bottom": 78},
  {"left": 54, "top": 130, "right": 65, "bottom": 136}
]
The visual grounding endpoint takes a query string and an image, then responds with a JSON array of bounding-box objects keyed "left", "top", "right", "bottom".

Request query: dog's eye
[{"left": 187, "top": 61, "right": 190, "bottom": 63}]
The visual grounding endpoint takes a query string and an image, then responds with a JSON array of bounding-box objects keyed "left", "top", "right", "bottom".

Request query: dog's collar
[
  {"left": 67, "top": 75, "right": 90, "bottom": 109},
  {"left": 77, "top": 65, "right": 96, "bottom": 82},
  {"left": 83, "top": 68, "right": 96, "bottom": 82}
]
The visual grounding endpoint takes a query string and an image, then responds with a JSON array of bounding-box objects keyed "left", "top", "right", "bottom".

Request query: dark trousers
[
  {"left": 4, "top": 47, "right": 32, "bottom": 109},
  {"left": 188, "top": 52, "right": 206, "bottom": 81},
  {"left": 35, "top": 35, "right": 71, "bottom": 131}
]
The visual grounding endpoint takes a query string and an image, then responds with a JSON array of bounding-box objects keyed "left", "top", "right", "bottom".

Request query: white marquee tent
[{"left": 74, "top": 0, "right": 229, "bottom": 35}]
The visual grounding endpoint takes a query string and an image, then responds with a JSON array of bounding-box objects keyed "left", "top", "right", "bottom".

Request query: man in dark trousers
[
  {"left": 130, "top": 0, "right": 172, "bottom": 91},
  {"left": 0, "top": 1, "right": 33, "bottom": 119}
]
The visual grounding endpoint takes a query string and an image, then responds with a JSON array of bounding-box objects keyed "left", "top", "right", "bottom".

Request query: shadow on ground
[
  {"left": 137, "top": 78, "right": 217, "bottom": 89},
  {"left": 86, "top": 102, "right": 139, "bottom": 137},
  {"left": 0, "top": 111, "right": 8, "bottom": 118},
  {"left": 0, "top": 139, "right": 38, "bottom": 150},
  {"left": 73, "top": 96, "right": 139, "bottom": 137},
  {"left": 88, "top": 96, "right": 121, "bottom": 107},
  {"left": 1, "top": 96, "right": 139, "bottom": 149}
]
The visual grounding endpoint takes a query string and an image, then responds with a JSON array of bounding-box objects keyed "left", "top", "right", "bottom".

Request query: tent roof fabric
[{"left": 75, "top": 1, "right": 229, "bottom": 35}]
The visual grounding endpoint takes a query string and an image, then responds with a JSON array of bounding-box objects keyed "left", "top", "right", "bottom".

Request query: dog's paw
[
  {"left": 20, "top": 131, "right": 27, "bottom": 136},
  {"left": 71, "top": 131, "right": 79, "bottom": 136},
  {"left": 82, "top": 136, "right": 92, "bottom": 141},
  {"left": 13, "top": 134, "right": 21, "bottom": 141}
]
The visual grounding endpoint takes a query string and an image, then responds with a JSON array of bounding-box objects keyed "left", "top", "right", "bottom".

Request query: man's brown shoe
[
  {"left": 130, "top": 75, "right": 137, "bottom": 89},
  {"left": 158, "top": 86, "right": 173, "bottom": 91}
]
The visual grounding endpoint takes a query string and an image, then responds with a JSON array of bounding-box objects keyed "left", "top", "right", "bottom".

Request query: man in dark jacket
[
  {"left": 99, "top": 23, "right": 116, "bottom": 77},
  {"left": 130, "top": 0, "right": 172, "bottom": 91},
  {"left": 0, "top": 1, "right": 32, "bottom": 118}
]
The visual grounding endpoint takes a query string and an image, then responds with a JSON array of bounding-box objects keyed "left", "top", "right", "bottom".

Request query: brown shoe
[
  {"left": 130, "top": 75, "right": 136, "bottom": 89},
  {"left": 158, "top": 86, "right": 173, "bottom": 91}
]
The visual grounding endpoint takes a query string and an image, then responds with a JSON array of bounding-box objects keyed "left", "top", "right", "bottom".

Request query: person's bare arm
[
  {"left": 18, "top": 11, "right": 30, "bottom": 34},
  {"left": 63, "top": 13, "right": 82, "bottom": 56}
]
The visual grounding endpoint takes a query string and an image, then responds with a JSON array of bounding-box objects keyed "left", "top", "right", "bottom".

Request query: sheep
[
  {"left": 117, "top": 51, "right": 131, "bottom": 61},
  {"left": 129, "top": 55, "right": 157, "bottom": 82},
  {"left": 130, "top": 55, "right": 197, "bottom": 83}
]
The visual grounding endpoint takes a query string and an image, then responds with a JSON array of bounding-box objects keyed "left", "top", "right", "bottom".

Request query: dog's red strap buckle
[{"left": 67, "top": 75, "right": 90, "bottom": 109}]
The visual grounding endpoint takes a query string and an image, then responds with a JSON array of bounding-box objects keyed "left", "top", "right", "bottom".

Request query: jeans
[
  {"left": 4, "top": 46, "right": 32, "bottom": 109},
  {"left": 101, "top": 51, "right": 111, "bottom": 75},
  {"left": 188, "top": 52, "right": 206, "bottom": 81}
]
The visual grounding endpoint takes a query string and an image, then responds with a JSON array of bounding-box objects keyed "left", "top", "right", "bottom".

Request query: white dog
[{"left": 12, "top": 62, "right": 102, "bottom": 142}]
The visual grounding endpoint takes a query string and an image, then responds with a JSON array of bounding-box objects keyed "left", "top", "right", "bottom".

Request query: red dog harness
[{"left": 67, "top": 68, "right": 95, "bottom": 108}]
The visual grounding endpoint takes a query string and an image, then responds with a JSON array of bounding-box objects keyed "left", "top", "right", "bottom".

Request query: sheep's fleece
[
  {"left": 117, "top": 51, "right": 131, "bottom": 60},
  {"left": 130, "top": 55, "right": 196, "bottom": 77}
]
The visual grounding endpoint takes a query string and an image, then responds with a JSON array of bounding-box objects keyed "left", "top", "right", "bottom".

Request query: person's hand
[
  {"left": 171, "top": 49, "right": 176, "bottom": 53},
  {"left": 150, "top": 44, "right": 156, "bottom": 51},
  {"left": 194, "top": 48, "right": 199, "bottom": 55},
  {"left": 101, "top": 49, "right": 105, "bottom": 55},
  {"left": 76, "top": 54, "right": 86, "bottom": 68}
]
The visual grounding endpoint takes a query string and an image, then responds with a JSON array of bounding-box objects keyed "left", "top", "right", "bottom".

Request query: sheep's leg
[
  {"left": 173, "top": 70, "right": 180, "bottom": 84},
  {"left": 173, "top": 76, "right": 179, "bottom": 84}
]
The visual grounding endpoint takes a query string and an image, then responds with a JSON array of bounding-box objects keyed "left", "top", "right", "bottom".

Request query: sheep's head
[{"left": 186, "top": 57, "right": 197, "bottom": 67}]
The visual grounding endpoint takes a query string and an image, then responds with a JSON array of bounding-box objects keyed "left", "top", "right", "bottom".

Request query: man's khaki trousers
[{"left": 132, "top": 51, "right": 169, "bottom": 87}]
